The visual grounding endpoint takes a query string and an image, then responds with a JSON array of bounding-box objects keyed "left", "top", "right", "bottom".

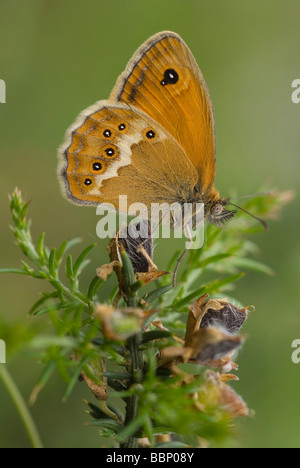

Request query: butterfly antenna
[
  {"left": 227, "top": 202, "right": 269, "bottom": 231},
  {"left": 229, "top": 190, "right": 274, "bottom": 200}
]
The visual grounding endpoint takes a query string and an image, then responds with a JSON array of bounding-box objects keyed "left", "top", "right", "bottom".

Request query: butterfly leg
[{"left": 172, "top": 225, "right": 193, "bottom": 288}]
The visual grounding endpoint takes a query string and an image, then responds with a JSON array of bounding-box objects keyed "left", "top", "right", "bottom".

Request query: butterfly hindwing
[{"left": 58, "top": 102, "right": 198, "bottom": 209}]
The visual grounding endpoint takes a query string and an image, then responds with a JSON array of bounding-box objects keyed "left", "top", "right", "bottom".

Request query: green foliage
[{"left": 0, "top": 188, "right": 290, "bottom": 448}]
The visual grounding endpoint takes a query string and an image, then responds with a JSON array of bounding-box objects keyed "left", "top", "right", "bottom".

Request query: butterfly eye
[
  {"left": 118, "top": 123, "right": 126, "bottom": 131},
  {"left": 212, "top": 204, "right": 224, "bottom": 217},
  {"left": 84, "top": 178, "right": 93, "bottom": 186}
]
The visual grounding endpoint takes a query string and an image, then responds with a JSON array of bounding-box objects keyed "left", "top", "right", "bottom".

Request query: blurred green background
[{"left": 0, "top": 0, "right": 299, "bottom": 448}]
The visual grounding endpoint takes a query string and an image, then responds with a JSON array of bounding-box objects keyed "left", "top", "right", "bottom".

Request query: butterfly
[{"left": 58, "top": 31, "right": 237, "bottom": 228}]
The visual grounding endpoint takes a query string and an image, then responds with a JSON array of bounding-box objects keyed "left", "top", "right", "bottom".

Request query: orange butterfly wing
[
  {"left": 58, "top": 102, "right": 198, "bottom": 209},
  {"left": 111, "top": 31, "right": 216, "bottom": 195}
]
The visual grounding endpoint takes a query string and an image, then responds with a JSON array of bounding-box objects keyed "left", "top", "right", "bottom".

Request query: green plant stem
[
  {"left": 121, "top": 332, "right": 143, "bottom": 448},
  {"left": 0, "top": 365, "right": 43, "bottom": 448},
  {"left": 121, "top": 287, "right": 144, "bottom": 448},
  {"left": 49, "top": 277, "right": 91, "bottom": 310}
]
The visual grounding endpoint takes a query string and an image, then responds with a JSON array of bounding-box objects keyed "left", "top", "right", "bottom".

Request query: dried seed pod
[
  {"left": 184, "top": 326, "right": 245, "bottom": 363},
  {"left": 106, "top": 220, "right": 169, "bottom": 288},
  {"left": 119, "top": 220, "right": 153, "bottom": 273},
  {"left": 197, "top": 370, "right": 249, "bottom": 418},
  {"left": 200, "top": 302, "right": 249, "bottom": 335},
  {"left": 94, "top": 304, "right": 153, "bottom": 341},
  {"left": 186, "top": 295, "right": 249, "bottom": 341}
]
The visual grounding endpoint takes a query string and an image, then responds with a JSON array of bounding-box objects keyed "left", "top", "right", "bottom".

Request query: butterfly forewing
[{"left": 111, "top": 31, "right": 216, "bottom": 193}]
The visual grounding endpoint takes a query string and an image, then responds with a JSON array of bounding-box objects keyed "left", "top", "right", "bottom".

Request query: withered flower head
[
  {"left": 197, "top": 370, "right": 249, "bottom": 418},
  {"left": 200, "top": 301, "right": 248, "bottom": 335},
  {"left": 184, "top": 326, "right": 245, "bottom": 364},
  {"left": 94, "top": 304, "right": 153, "bottom": 341},
  {"left": 181, "top": 295, "right": 250, "bottom": 368},
  {"left": 186, "top": 295, "right": 249, "bottom": 339},
  {"left": 118, "top": 220, "right": 153, "bottom": 274},
  {"left": 104, "top": 220, "right": 168, "bottom": 287}
]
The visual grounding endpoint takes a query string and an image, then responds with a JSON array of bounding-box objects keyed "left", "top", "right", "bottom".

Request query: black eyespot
[
  {"left": 103, "top": 129, "right": 111, "bottom": 138},
  {"left": 84, "top": 178, "right": 92, "bottom": 186},
  {"left": 118, "top": 123, "right": 126, "bottom": 131},
  {"left": 161, "top": 69, "right": 179, "bottom": 86},
  {"left": 146, "top": 130, "right": 155, "bottom": 139},
  {"left": 105, "top": 148, "right": 115, "bottom": 157},
  {"left": 93, "top": 162, "right": 103, "bottom": 171}
]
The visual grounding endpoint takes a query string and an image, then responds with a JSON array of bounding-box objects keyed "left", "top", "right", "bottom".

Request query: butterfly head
[{"left": 207, "top": 199, "right": 237, "bottom": 226}]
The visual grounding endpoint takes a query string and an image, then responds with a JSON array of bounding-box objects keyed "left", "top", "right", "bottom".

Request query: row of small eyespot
[
  {"left": 102, "top": 127, "right": 156, "bottom": 140},
  {"left": 83, "top": 127, "right": 156, "bottom": 186}
]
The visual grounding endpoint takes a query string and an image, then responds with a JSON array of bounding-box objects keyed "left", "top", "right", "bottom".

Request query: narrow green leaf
[
  {"left": 173, "top": 273, "right": 245, "bottom": 309},
  {"left": 48, "top": 248, "right": 57, "bottom": 278},
  {"left": 230, "top": 257, "right": 274, "bottom": 276},
  {"left": 142, "top": 310, "right": 159, "bottom": 330},
  {"left": 19, "top": 261, "right": 46, "bottom": 279},
  {"left": 55, "top": 240, "right": 68, "bottom": 264},
  {"left": 63, "top": 355, "right": 90, "bottom": 401},
  {"left": 44, "top": 246, "right": 50, "bottom": 261},
  {"left": 107, "top": 379, "right": 127, "bottom": 392},
  {"left": 64, "top": 237, "right": 83, "bottom": 250},
  {"left": 29, "top": 293, "right": 58, "bottom": 315},
  {"left": 29, "top": 360, "right": 56, "bottom": 404},
  {"left": 32, "top": 304, "right": 61, "bottom": 317},
  {"left": 143, "top": 284, "right": 173, "bottom": 304},
  {"left": 0, "top": 268, "right": 28, "bottom": 275},
  {"left": 56, "top": 237, "right": 82, "bottom": 264},
  {"left": 29, "top": 335, "right": 77, "bottom": 349},
  {"left": 102, "top": 372, "right": 132, "bottom": 380},
  {"left": 109, "top": 285, "right": 120, "bottom": 305},
  {"left": 87, "top": 401, "right": 120, "bottom": 421},
  {"left": 208, "top": 272, "right": 245, "bottom": 291},
  {"left": 116, "top": 414, "right": 146, "bottom": 442},
  {"left": 89, "top": 419, "right": 123, "bottom": 433},
  {"left": 120, "top": 249, "right": 135, "bottom": 290},
  {"left": 37, "top": 232, "right": 46, "bottom": 262},
  {"left": 77, "top": 259, "right": 91, "bottom": 276},
  {"left": 73, "top": 244, "right": 96, "bottom": 277},
  {"left": 141, "top": 330, "right": 172, "bottom": 344},
  {"left": 21, "top": 261, "right": 34, "bottom": 274},
  {"left": 66, "top": 255, "right": 74, "bottom": 279},
  {"left": 143, "top": 414, "right": 154, "bottom": 445},
  {"left": 197, "top": 253, "right": 232, "bottom": 268},
  {"left": 92, "top": 339, "right": 125, "bottom": 357},
  {"left": 87, "top": 401, "right": 108, "bottom": 420},
  {"left": 87, "top": 276, "right": 104, "bottom": 300},
  {"left": 20, "top": 201, "right": 31, "bottom": 221}
]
